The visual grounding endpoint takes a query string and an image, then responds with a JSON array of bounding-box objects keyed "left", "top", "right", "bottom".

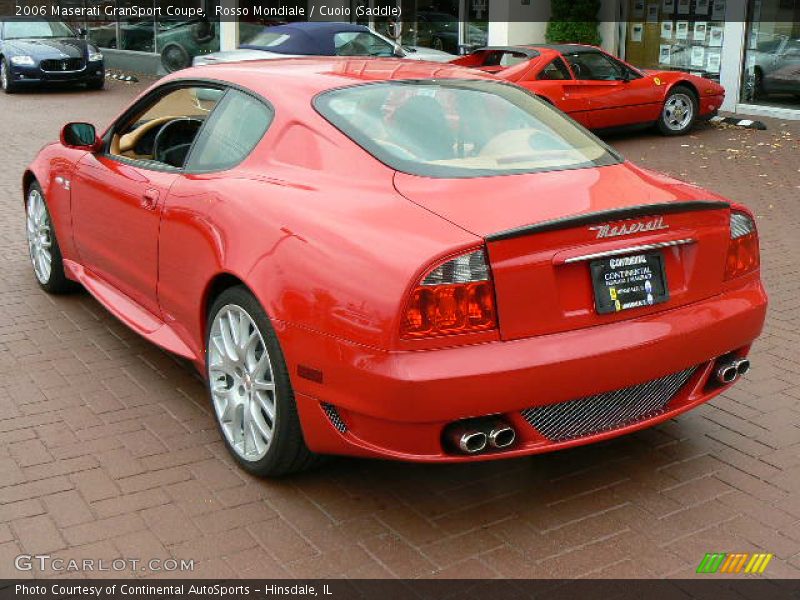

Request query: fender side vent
[{"left": 321, "top": 403, "right": 347, "bottom": 433}]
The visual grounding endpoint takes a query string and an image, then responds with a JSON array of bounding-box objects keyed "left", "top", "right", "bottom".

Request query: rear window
[{"left": 314, "top": 79, "right": 619, "bottom": 178}]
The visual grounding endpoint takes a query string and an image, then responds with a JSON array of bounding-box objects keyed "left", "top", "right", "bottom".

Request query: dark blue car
[{"left": 0, "top": 20, "right": 105, "bottom": 93}]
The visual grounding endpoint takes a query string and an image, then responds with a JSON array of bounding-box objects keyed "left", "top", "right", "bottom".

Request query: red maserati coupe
[
  {"left": 451, "top": 44, "right": 726, "bottom": 135},
  {"left": 24, "top": 58, "right": 766, "bottom": 476}
]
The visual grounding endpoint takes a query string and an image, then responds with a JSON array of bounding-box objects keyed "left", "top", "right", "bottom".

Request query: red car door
[
  {"left": 561, "top": 50, "right": 660, "bottom": 129},
  {"left": 69, "top": 85, "right": 224, "bottom": 317},
  {"left": 70, "top": 154, "right": 178, "bottom": 316},
  {"left": 521, "top": 57, "right": 595, "bottom": 128}
]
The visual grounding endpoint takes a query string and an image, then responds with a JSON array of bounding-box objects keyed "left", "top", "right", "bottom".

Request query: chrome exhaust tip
[
  {"left": 734, "top": 358, "right": 751, "bottom": 377},
  {"left": 488, "top": 425, "right": 516, "bottom": 449},
  {"left": 458, "top": 431, "right": 488, "bottom": 454},
  {"left": 716, "top": 364, "right": 738, "bottom": 385}
]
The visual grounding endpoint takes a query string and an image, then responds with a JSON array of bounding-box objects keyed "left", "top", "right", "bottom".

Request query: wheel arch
[
  {"left": 668, "top": 80, "right": 700, "bottom": 102},
  {"left": 22, "top": 170, "right": 38, "bottom": 203}
]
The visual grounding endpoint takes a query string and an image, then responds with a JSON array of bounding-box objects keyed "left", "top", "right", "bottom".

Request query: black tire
[
  {"left": 205, "top": 286, "right": 321, "bottom": 477},
  {"left": 657, "top": 85, "right": 698, "bottom": 136},
  {"left": 1, "top": 57, "right": 18, "bottom": 94},
  {"left": 161, "top": 44, "right": 191, "bottom": 73},
  {"left": 25, "top": 182, "right": 75, "bottom": 294},
  {"left": 86, "top": 78, "right": 105, "bottom": 91}
]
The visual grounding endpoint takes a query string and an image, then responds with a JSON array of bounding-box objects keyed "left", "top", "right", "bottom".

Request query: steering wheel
[{"left": 152, "top": 118, "right": 203, "bottom": 167}]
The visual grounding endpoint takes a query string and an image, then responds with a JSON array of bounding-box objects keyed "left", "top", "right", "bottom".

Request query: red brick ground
[{"left": 0, "top": 80, "right": 798, "bottom": 579}]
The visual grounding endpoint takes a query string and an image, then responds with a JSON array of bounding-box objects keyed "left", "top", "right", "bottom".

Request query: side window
[
  {"left": 538, "top": 58, "right": 573, "bottom": 81},
  {"left": 334, "top": 32, "right": 395, "bottom": 57},
  {"left": 564, "top": 52, "right": 626, "bottom": 81},
  {"left": 185, "top": 89, "right": 273, "bottom": 172},
  {"left": 109, "top": 86, "right": 224, "bottom": 169}
]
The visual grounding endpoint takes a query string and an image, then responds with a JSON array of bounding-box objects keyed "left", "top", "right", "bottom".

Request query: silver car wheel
[
  {"left": 663, "top": 93, "right": 694, "bottom": 131},
  {"left": 0, "top": 62, "right": 7, "bottom": 90},
  {"left": 26, "top": 188, "right": 53, "bottom": 285},
  {"left": 208, "top": 304, "right": 277, "bottom": 462}
]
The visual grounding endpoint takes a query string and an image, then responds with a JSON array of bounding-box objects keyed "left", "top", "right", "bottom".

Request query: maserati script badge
[{"left": 589, "top": 216, "right": 669, "bottom": 239}]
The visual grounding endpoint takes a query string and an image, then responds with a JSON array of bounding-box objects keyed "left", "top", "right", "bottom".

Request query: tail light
[
  {"left": 401, "top": 248, "right": 497, "bottom": 338},
  {"left": 725, "top": 211, "right": 760, "bottom": 280}
]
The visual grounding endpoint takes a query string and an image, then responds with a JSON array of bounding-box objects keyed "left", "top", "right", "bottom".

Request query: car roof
[
  {"left": 181, "top": 57, "right": 497, "bottom": 98},
  {"left": 525, "top": 43, "right": 601, "bottom": 54},
  {"left": 240, "top": 21, "right": 371, "bottom": 55}
]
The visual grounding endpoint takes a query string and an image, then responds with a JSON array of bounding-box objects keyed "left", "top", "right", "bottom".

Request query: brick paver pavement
[{"left": 0, "top": 80, "right": 798, "bottom": 579}]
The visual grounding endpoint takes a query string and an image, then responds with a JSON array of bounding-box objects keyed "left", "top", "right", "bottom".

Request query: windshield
[
  {"left": 314, "top": 80, "right": 619, "bottom": 178},
  {"left": 4, "top": 20, "right": 75, "bottom": 39}
]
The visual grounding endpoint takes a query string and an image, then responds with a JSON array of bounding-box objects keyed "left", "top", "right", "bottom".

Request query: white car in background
[{"left": 192, "top": 21, "right": 453, "bottom": 67}]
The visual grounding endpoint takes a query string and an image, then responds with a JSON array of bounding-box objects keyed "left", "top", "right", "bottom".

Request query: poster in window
[
  {"left": 691, "top": 46, "right": 706, "bottom": 67},
  {"left": 696, "top": 0, "right": 710, "bottom": 14},
  {"left": 676, "top": 20, "right": 689, "bottom": 39},
  {"left": 693, "top": 21, "right": 708, "bottom": 41},
  {"left": 707, "top": 50, "right": 721, "bottom": 73},
  {"left": 677, "top": 0, "right": 690, "bottom": 14},
  {"left": 709, "top": 25, "right": 724, "bottom": 46},
  {"left": 662, "top": 0, "right": 675, "bottom": 13},
  {"left": 647, "top": 2, "right": 660, "bottom": 22},
  {"left": 661, "top": 21, "right": 674, "bottom": 38},
  {"left": 631, "top": 23, "right": 644, "bottom": 42},
  {"left": 712, "top": 0, "right": 726, "bottom": 20},
  {"left": 633, "top": 0, "right": 645, "bottom": 18},
  {"left": 659, "top": 44, "right": 672, "bottom": 65}
]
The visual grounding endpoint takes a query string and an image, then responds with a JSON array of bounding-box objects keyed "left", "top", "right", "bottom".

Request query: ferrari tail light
[
  {"left": 725, "top": 211, "right": 760, "bottom": 280},
  {"left": 401, "top": 248, "right": 497, "bottom": 339}
]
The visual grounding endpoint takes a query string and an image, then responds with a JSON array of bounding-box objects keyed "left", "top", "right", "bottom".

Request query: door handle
[{"left": 141, "top": 188, "right": 159, "bottom": 210}]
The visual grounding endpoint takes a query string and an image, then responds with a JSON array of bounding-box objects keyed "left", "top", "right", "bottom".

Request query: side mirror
[{"left": 61, "top": 123, "right": 102, "bottom": 151}]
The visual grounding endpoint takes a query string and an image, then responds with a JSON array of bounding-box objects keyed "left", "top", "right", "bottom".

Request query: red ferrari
[
  {"left": 24, "top": 58, "right": 765, "bottom": 477},
  {"left": 452, "top": 44, "right": 726, "bottom": 135}
]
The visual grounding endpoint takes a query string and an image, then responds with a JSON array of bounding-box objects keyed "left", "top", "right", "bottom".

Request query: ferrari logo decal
[{"left": 654, "top": 77, "right": 663, "bottom": 86}]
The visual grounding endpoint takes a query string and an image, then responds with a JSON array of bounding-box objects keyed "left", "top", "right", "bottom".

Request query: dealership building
[{"left": 80, "top": 0, "right": 799, "bottom": 119}]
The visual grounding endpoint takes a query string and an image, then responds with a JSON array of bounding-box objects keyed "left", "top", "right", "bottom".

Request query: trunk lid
[{"left": 394, "top": 163, "right": 732, "bottom": 340}]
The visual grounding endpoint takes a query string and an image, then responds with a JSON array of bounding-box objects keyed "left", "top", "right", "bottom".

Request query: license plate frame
[{"left": 590, "top": 251, "right": 669, "bottom": 314}]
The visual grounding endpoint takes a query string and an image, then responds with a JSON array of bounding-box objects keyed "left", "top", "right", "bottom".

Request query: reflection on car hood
[
  {"left": 193, "top": 46, "right": 454, "bottom": 66},
  {"left": 5, "top": 38, "right": 87, "bottom": 59},
  {"left": 403, "top": 46, "right": 454, "bottom": 62},
  {"left": 193, "top": 49, "right": 292, "bottom": 65}
]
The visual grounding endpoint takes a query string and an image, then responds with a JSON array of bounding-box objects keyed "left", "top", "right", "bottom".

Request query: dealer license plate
[{"left": 590, "top": 251, "right": 669, "bottom": 314}]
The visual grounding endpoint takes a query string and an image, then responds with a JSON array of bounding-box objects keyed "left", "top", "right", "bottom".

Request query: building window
[
  {"left": 741, "top": 0, "right": 800, "bottom": 108},
  {"left": 625, "top": 0, "right": 725, "bottom": 81}
]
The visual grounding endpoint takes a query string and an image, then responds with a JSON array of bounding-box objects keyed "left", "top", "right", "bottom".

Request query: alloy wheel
[
  {"left": 662, "top": 93, "right": 694, "bottom": 132},
  {"left": 26, "top": 188, "right": 53, "bottom": 285},
  {"left": 208, "top": 304, "right": 277, "bottom": 461}
]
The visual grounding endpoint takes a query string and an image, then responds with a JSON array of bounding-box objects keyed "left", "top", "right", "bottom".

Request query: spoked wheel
[
  {"left": 1, "top": 58, "right": 17, "bottom": 94},
  {"left": 25, "top": 183, "right": 73, "bottom": 293},
  {"left": 658, "top": 86, "right": 697, "bottom": 136},
  {"left": 206, "top": 287, "right": 320, "bottom": 477}
]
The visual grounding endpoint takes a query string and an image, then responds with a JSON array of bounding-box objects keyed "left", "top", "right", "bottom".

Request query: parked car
[
  {"left": 24, "top": 57, "right": 766, "bottom": 476},
  {"left": 749, "top": 37, "right": 800, "bottom": 100},
  {"left": 452, "top": 44, "right": 725, "bottom": 135},
  {"left": 0, "top": 19, "right": 105, "bottom": 93},
  {"left": 192, "top": 21, "right": 453, "bottom": 67}
]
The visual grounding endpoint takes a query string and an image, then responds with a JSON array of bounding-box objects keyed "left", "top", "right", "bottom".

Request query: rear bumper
[{"left": 286, "top": 277, "right": 767, "bottom": 461}]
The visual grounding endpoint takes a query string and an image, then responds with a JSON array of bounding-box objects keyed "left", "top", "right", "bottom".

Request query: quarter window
[
  {"left": 185, "top": 89, "right": 273, "bottom": 172},
  {"left": 538, "top": 58, "right": 573, "bottom": 81},
  {"left": 564, "top": 52, "right": 627, "bottom": 81}
]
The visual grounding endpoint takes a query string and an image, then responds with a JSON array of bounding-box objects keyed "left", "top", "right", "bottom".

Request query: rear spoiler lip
[{"left": 485, "top": 200, "right": 731, "bottom": 242}]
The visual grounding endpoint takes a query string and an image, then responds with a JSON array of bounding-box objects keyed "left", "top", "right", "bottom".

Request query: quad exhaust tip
[
  {"left": 458, "top": 431, "right": 488, "bottom": 454},
  {"left": 447, "top": 419, "right": 516, "bottom": 455},
  {"left": 715, "top": 356, "right": 751, "bottom": 385}
]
